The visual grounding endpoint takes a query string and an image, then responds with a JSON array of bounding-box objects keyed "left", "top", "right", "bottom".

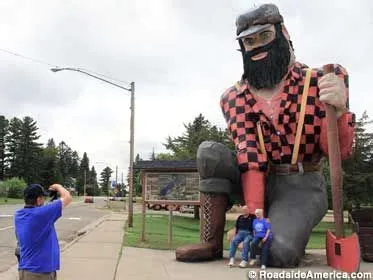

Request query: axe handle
[{"left": 323, "top": 64, "right": 344, "bottom": 238}]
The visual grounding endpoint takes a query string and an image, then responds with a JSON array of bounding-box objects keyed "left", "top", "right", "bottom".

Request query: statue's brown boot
[{"left": 175, "top": 192, "right": 228, "bottom": 262}]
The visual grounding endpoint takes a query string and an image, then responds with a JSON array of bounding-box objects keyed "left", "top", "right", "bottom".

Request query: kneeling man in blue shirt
[{"left": 14, "top": 183, "right": 72, "bottom": 280}]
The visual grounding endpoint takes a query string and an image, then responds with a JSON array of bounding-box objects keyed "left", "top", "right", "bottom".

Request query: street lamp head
[{"left": 50, "top": 67, "right": 63, "bottom": 73}]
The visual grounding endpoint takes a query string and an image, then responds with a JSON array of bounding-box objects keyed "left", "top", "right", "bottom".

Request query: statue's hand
[{"left": 318, "top": 73, "right": 347, "bottom": 117}]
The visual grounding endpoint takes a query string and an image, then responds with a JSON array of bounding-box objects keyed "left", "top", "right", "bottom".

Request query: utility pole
[
  {"left": 128, "top": 81, "right": 135, "bottom": 228},
  {"left": 122, "top": 171, "right": 126, "bottom": 210},
  {"left": 84, "top": 170, "right": 87, "bottom": 197},
  {"left": 115, "top": 165, "right": 118, "bottom": 188},
  {"left": 107, "top": 179, "right": 110, "bottom": 208}
]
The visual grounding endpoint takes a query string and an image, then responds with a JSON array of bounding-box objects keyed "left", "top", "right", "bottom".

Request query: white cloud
[{"left": 0, "top": 0, "right": 372, "bottom": 177}]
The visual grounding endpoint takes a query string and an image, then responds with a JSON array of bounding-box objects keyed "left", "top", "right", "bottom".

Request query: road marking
[
  {"left": 0, "top": 214, "right": 13, "bottom": 218},
  {"left": 66, "top": 217, "right": 81, "bottom": 220},
  {"left": 0, "top": 226, "right": 14, "bottom": 231}
]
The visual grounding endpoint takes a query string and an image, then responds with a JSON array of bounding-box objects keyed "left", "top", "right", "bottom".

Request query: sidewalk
[
  {"left": 116, "top": 248, "right": 373, "bottom": 280},
  {"left": 0, "top": 213, "right": 126, "bottom": 280},
  {"left": 58, "top": 213, "right": 125, "bottom": 280},
  {"left": 2, "top": 213, "right": 372, "bottom": 280}
]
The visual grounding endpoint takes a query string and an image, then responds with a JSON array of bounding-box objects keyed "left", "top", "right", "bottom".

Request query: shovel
[{"left": 323, "top": 64, "right": 360, "bottom": 273}]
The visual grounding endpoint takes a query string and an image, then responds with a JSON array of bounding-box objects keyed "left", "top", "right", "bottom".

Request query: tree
[
  {"left": 39, "top": 140, "right": 60, "bottom": 187},
  {"left": 155, "top": 152, "right": 176, "bottom": 160},
  {"left": 150, "top": 148, "right": 156, "bottom": 160},
  {"left": 100, "top": 166, "right": 113, "bottom": 195},
  {"left": 3, "top": 177, "right": 27, "bottom": 199},
  {"left": 70, "top": 151, "right": 80, "bottom": 179},
  {"left": 342, "top": 111, "right": 373, "bottom": 209},
  {"left": 130, "top": 154, "right": 143, "bottom": 196},
  {"left": 5, "top": 117, "right": 23, "bottom": 178},
  {"left": 57, "top": 141, "right": 75, "bottom": 187},
  {"left": 1, "top": 115, "right": 89, "bottom": 191},
  {"left": 0, "top": 116, "right": 8, "bottom": 180},
  {"left": 87, "top": 166, "right": 99, "bottom": 196},
  {"left": 163, "top": 114, "right": 233, "bottom": 160},
  {"left": 135, "top": 154, "right": 141, "bottom": 162},
  {"left": 77, "top": 152, "right": 90, "bottom": 195},
  {"left": 5, "top": 117, "right": 42, "bottom": 183},
  {"left": 19, "top": 117, "right": 42, "bottom": 183}
]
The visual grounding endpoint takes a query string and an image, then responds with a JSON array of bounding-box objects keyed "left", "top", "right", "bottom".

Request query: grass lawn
[
  {"left": 125, "top": 213, "right": 352, "bottom": 250},
  {"left": 0, "top": 197, "right": 24, "bottom": 205},
  {"left": 0, "top": 196, "right": 82, "bottom": 205},
  {"left": 72, "top": 196, "right": 84, "bottom": 202}
]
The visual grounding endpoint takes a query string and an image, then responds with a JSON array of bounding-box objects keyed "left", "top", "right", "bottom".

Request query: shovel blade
[{"left": 326, "top": 230, "right": 360, "bottom": 273}]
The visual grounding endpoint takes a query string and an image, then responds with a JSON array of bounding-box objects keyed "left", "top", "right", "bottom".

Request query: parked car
[
  {"left": 146, "top": 203, "right": 180, "bottom": 211},
  {"left": 110, "top": 197, "right": 125, "bottom": 201},
  {"left": 84, "top": 196, "right": 94, "bottom": 203},
  {"left": 147, "top": 203, "right": 164, "bottom": 210},
  {"left": 179, "top": 205, "right": 194, "bottom": 214}
]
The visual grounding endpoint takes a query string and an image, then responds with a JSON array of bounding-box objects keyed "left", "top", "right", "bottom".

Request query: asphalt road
[{"left": 0, "top": 197, "right": 108, "bottom": 273}]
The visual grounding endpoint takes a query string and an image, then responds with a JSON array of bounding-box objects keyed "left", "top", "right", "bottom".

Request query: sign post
[{"left": 168, "top": 205, "right": 174, "bottom": 247}]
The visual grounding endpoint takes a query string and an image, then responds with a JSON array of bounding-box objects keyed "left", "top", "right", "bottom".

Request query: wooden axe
[{"left": 323, "top": 64, "right": 360, "bottom": 273}]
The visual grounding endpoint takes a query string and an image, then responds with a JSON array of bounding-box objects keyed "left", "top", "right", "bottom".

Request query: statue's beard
[{"left": 242, "top": 27, "right": 291, "bottom": 90}]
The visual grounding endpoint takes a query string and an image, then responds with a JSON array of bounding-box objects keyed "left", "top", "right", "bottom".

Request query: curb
[{"left": 113, "top": 217, "right": 128, "bottom": 280}]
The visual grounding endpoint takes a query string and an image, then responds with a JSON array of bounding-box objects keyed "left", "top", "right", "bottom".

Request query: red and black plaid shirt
[{"left": 220, "top": 62, "right": 355, "bottom": 173}]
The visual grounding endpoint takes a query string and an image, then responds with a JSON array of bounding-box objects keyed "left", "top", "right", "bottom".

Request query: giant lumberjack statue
[{"left": 175, "top": 3, "right": 355, "bottom": 267}]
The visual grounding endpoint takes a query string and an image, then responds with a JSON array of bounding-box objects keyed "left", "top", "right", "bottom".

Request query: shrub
[
  {"left": 1, "top": 178, "right": 27, "bottom": 199},
  {"left": 0, "top": 181, "right": 6, "bottom": 197}
]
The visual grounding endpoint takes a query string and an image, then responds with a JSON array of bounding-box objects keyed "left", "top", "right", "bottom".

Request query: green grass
[
  {"left": 307, "top": 220, "right": 352, "bottom": 249},
  {"left": 125, "top": 214, "right": 352, "bottom": 250},
  {"left": 0, "top": 196, "right": 83, "bottom": 205},
  {"left": 72, "top": 196, "right": 84, "bottom": 202},
  {"left": 0, "top": 197, "right": 24, "bottom": 205}
]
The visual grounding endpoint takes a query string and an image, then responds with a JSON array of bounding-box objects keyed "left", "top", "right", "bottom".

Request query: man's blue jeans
[{"left": 229, "top": 230, "right": 253, "bottom": 261}]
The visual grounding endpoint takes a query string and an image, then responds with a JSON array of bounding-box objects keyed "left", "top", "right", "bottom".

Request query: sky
[{"left": 0, "top": 0, "right": 372, "bottom": 180}]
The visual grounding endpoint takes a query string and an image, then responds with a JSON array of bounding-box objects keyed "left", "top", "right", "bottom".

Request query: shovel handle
[{"left": 323, "top": 64, "right": 344, "bottom": 238}]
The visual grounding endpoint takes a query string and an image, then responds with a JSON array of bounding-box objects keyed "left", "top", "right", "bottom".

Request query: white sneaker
[
  {"left": 249, "top": 259, "right": 256, "bottom": 266},
  {"left": 239, "top": 260, "right": 248, "bottom": 268},
  {"left": 261, "top": 265, "right": 266, "bottom": 269},
  {"left": 228, "top": 258, "right": 235, "bottom": 267}
]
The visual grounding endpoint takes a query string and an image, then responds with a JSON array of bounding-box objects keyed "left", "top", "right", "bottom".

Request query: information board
[{"left": 144, "top": 172, "right": 200, "bottom": 203}]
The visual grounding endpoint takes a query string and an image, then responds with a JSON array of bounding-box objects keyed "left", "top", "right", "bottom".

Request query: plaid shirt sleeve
[{"left": 318, "top": 64, "right": 355, "bottom": 160}]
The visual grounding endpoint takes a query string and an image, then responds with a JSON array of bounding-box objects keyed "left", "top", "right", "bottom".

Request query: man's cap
[
  {"left": 236, "top": 3, "right": 283, "bottom": 39},
  {"left": 24, "top": 184, "right": 49, "bottom": 199}
]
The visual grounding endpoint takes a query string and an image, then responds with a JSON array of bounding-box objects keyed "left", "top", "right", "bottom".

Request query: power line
[
  {"left": 0, "top": 47, "right": 131, "bottom": 87},
  {"left": 79, "top": 68, "right": 131, "bottom": 87},
  {"left": 0, "top": 47, "right": 57, "bottom": 67}
]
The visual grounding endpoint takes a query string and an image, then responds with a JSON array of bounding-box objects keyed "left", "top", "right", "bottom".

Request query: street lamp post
[
  {"left": 128, "top": 81, "right": 135, "bottom": 228},
  {"left": 51, "top": 67, "right": 135, "bottom": 227}
]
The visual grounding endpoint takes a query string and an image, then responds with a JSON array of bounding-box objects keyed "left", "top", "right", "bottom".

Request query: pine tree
[
  {"left": 100, "top": 166, "right": 113, "bottom": 195},
  {"left": 39, "top": 139, "right": 59, "bottom": 187},
  {"left": 77, "top": 152, "right": 90, "bottom": 195},
  {"left": 57, "top": 141, "right": 74, "bottom": 186},
  {"left": 19, "top": 117, "right": 42, "bottom": 183},
  {"left": 70, "top": 151, "right": 80, "bottom": 179},
  {"left": 0, "top": 116, "right": 8, "bottom": 180},
  {"left": 5, "top": 117, "right": 42, "bottom": 183},
  {"left": 87, "top": 166, "right": 98, "bottom": 196},
  {"left": 5, "top": 117, "right": 23, "bottom": 178},
  {"left": 163, "top": 114, "right": 233, "bottom": 159},
  {"left": 343, "top": 111, "right": 373, "bottom": 209}
]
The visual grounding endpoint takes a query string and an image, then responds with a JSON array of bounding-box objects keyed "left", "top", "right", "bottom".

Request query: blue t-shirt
[
  {"left": 253, "top": 218, "right": 271, "bottom": 238},
  {"left": 14, "top": 199, "right": 62, "bottom": 273}
]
